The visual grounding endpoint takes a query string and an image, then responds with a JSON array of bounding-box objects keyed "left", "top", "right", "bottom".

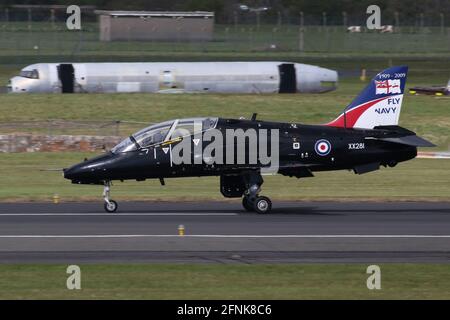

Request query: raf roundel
[{"left": 315, "top": 139, "right": 331, "bottom": 156}]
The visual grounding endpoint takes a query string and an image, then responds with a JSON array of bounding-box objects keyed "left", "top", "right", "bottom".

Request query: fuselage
[
  {"left": 8, "top": 62, "right": 338, "bottom": 94},
  {"left": 63, "top": 117, "right": 417, "bottom": 185}
]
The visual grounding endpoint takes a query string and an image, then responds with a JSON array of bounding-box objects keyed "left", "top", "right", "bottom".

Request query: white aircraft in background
[{"left": 8, "top": 61, "right": 338, "bottom": 94}]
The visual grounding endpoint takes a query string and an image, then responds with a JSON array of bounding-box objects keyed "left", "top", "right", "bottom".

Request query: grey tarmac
[{"left": 0, "top": 201, "right": 448, "bottom": 263}]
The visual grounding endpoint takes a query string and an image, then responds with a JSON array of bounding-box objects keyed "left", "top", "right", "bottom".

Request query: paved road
[{"left": 0, "top": 201, "right": 449, "bottom": 263}]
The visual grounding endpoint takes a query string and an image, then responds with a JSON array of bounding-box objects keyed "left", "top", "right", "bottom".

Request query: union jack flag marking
[{"left": 375, "top": 79, "right": 401, "bottom": 95}]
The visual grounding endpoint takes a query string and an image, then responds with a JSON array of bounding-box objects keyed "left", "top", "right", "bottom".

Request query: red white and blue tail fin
[{"left": 327, "top": 66, "right": 408, "bottom": 129}]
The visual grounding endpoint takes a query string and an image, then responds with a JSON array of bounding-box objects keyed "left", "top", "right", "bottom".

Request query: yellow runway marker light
[
  {"left": 178, "top": 225, "right": 185, "bottom": 236},
  {"left": 360, "top": 69, "right": 367, "bottom": 81}
]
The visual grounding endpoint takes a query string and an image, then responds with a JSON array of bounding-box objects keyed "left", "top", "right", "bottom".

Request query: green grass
[
  {"left": 0, "top": 64, "right": 21, "bottom": 85},
  {"left": 0, "top": 264, "right": 448, "bottom": 299},
  {"left": 0, "top": 153, "right": 448, "bottom": 202},
  {"left": 1, "top": 77, "right": 449, "bottom": 147}
]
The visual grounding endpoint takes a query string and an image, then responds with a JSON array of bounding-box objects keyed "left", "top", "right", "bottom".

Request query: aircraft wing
[{"left": 217, "top": 162, "right": 317, "bottom": 178}]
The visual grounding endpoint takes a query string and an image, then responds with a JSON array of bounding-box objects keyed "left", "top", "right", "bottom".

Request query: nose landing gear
[{"left": 103, "top": 181, "right": 118, "bottom": 213}]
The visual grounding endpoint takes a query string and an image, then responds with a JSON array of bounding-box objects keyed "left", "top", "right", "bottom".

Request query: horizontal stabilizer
[{"left": 374, "top": 135, "right": 435, "bottom": 147}]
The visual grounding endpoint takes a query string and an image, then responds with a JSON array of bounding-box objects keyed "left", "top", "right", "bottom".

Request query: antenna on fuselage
[
  {"left": 251, "top": 113, "right": 258, "bottom": 121},
  {"left": 344, "top": 111, "right": 347, "bottom": 128}
]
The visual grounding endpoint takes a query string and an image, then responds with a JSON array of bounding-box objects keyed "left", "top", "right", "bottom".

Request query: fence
[{"left": 0, "top": 6, "right": 449, "bottom": 64}]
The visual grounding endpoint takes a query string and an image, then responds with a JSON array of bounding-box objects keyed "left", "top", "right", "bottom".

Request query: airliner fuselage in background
[{"left": 8, "top": 61, "right": 337, "bottom": 94}]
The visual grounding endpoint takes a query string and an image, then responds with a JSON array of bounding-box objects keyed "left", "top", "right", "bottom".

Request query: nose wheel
[
  {"left": 104, "top": 200, "right": 118, "bottom": 213},
  {"left": 103, "top": 181, "right": 118, "bottom": 213}
]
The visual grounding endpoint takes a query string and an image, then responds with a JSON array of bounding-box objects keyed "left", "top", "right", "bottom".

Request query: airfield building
[{"left": 95, "top": 10, "right": 214, "bottom": 42}]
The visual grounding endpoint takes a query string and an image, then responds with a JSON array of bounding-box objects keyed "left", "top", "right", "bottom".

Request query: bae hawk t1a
[{"left": 64, "top": 66, "right": 434, "bottom": 213}]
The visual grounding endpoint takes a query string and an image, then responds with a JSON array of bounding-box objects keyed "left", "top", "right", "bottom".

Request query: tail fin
[{"left": 327, "top": 66, "right": 408, "bottom": 129}]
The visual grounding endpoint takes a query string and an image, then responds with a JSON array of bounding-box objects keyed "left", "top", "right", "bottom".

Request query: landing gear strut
[
  {"left": 241, "top": 172, "right": 272, "bottom": 214},
  {"left": 103, "top": 181, "right": 118, "bottom": 213},
  {"left": 242, "top": 196, "right": 254, "bottom": 212}
]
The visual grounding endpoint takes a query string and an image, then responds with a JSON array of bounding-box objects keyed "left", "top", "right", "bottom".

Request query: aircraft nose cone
[
  {"left": 64, "top": 153, "right": 115, "bottom": 183},
  {"left": 63, "top": 165, "right": 82, "bottom": 180},
  {"left": 9, "top": 76, "right": 29, "bottom": 93},
  {"left": 7, "top": 77, "right": 18, "bottom": 93},
  {"left": 63, "top": 162, "right": 94, "bottom": 182}
]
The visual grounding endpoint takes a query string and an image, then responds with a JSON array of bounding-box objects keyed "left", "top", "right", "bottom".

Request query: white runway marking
[
  {"left": 0, "top": 234, "right": 448, "bottom": 238},
  {"left": 0, "top": 213, "right": 238, "bottom": 216}
]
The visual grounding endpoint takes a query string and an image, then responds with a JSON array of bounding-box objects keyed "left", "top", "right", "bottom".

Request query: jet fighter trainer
[{"left": 64, "top": 66, "right": 434, "bottom": 213}]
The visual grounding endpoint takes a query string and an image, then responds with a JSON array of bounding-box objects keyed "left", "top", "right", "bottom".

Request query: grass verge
[
  {"left": 0, "top": 264, "right": 448, "bottom": 299},
  {"left": 0, "top": 153, "right": 449, "bottom": 202}
]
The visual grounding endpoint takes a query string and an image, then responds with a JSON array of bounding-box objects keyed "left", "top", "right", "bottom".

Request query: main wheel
[
  {"left": 242, "top": 196, "right": 254, "bottom": 212},
  {"left": 253, "top": 196, "right": 272, "bottom": 214},
  {"left": 104, "top": 200, "right": 118, "bottom": 213}
]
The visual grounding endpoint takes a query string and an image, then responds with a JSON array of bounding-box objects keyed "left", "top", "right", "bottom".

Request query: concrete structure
[
  {"left": 0, "top": 134, "right": 120, "bottom": 153},
  {"left": 95, "top": 10, "right": 214, "bottom": 42}
]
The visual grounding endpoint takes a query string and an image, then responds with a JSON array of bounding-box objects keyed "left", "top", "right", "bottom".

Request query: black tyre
[
  {"left": 253, "top": 196, "right": 272, "bottom": 214},
  {"left": 242, "top": 197, "right": 254, "bottom": 212},
  {"left": 104, "top": 200, "right": 118, "bottom": 213}
]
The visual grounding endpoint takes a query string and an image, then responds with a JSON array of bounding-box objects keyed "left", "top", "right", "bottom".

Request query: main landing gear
[
  {"left": 242, "top": 195, "right": 272, "bottom": 214},
  {"left": 241, "top": 172, "right": 272, "bottom": 214},
  {"left": 103, "top": 181, "right": 118, "bottom": 213}
]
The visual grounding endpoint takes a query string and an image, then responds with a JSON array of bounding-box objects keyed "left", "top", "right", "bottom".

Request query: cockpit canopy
[
  {"left": 19, "top": 69, "right": 39, "bottom": 79},
  {"left": 111, "top": 117, "right": 218, "bottom": 153}
]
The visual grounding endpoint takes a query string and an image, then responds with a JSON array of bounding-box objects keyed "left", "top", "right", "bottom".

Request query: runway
[{"left": 0, "top": 201, "right": 449, "bottom": 263}]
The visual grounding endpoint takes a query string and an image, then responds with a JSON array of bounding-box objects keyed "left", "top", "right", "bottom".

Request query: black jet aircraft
[{"left": 64, "top": 66, "right": 434, "bottom": 213}]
